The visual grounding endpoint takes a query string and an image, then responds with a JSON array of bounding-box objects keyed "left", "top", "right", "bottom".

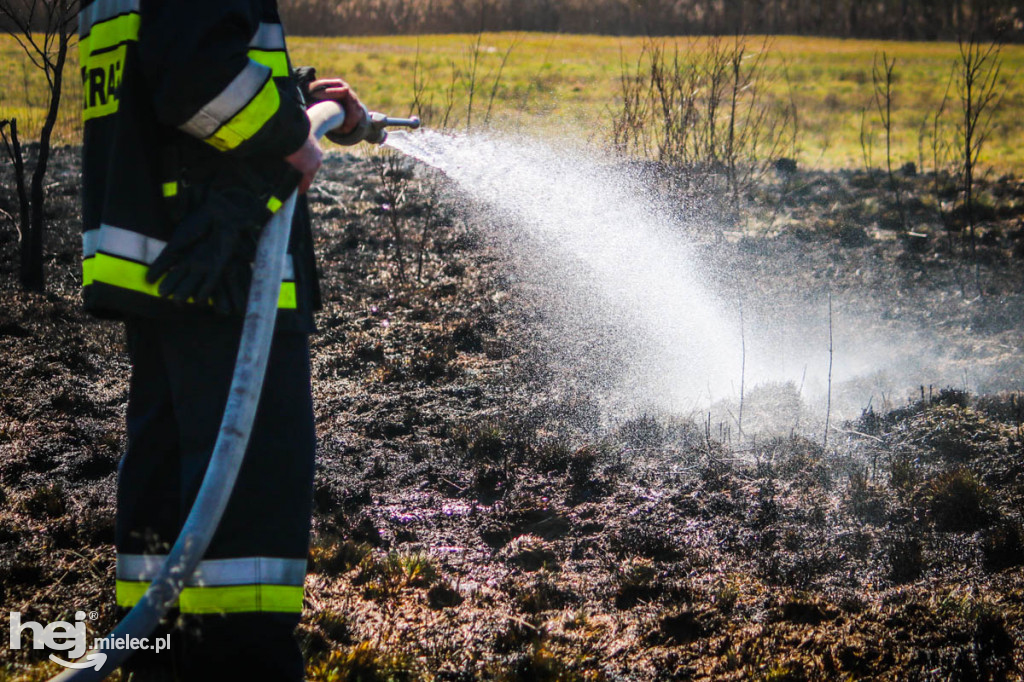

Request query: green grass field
[{"left": 3, "top": 34, "right": 1023, "bottom": 172}]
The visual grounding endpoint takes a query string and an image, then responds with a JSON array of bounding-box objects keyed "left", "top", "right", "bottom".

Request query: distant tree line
[
  {"left": 279, "top": 0, "right": 1022, "bottom": 40},
  {"left": 0, "top": 0, "right": 1015, "bottom": 39}
]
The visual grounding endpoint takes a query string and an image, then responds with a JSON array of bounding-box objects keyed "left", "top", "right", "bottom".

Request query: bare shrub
[
  {"left": 372, "top": 148, "right": 414, "bottom": 281},
  {"left": 612, "top": 36, "right": 796, "bottom": 217},
  {"left": 981, "top": 521, "right": 1024, "bottom": 571},
  {"left": 952, "top": 32, "right": 1005, "bottom": 294}
]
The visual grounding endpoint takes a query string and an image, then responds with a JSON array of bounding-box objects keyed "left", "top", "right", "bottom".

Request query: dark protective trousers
[{"left": 116, "top": 316, "right": 316, "bottom": 681}]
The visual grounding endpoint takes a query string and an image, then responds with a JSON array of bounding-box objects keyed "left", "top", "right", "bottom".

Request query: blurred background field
[{"left": 2, "top": 33, "right": 1023, "bottom": 171}]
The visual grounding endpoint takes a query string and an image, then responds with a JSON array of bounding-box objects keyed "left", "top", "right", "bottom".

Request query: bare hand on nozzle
[
  {"left": 284, "top": 134, "right": 322, "bottom": 195},
  {"left": 308, "top": 78, "right": 366, "bottom": 136}
]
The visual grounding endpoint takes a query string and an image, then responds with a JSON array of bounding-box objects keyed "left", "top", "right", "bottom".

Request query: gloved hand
[
  {"left": 146, "top": 186, "right": 265, "bottom": 315},
  {"left": 148, "top": 159, "right": 302, "bottom": 315}
]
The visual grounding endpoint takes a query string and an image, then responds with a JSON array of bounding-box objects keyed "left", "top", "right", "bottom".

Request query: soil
[{"left": 1, "top": 146, "right": 1023, "bottom": 681}]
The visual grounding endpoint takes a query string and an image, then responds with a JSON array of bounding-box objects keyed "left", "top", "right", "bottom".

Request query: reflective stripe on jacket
[
  {"left": 80, "top": 0, "right": 319, "bottom": 329},
  {"left": 115, "top": 554, "right": 306, "bottom": 614}
]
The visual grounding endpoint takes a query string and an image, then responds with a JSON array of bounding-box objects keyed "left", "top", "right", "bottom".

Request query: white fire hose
[{"left": 51, "top": 101, "right": 418, "bottom": 681}]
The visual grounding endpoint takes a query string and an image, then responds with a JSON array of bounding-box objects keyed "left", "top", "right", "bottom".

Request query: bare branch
[{"left": 484, "top": 33, "right": 521, "bottom": 126}]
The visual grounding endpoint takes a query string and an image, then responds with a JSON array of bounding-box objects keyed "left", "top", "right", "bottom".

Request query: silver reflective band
[
  {"left": 180, "top": 61, "right": 271, "bottom": 140},
  {"left": 83, "top": 225, "right": 297, "bottom": 279},
  {"left": 249, "top": 22, "right": 286, "bottom": 51},
  {"left": 79, "top": 0, "right": 140, "bottom": 36},
  {"left": 118, "top": 554, "right": 307, "bottom": 586},
  {"left": 83, "top": 224, "right": 165, "bottom": 263},
  {"left": 81, "top": 227, "right": 102, "bottom": 258}
]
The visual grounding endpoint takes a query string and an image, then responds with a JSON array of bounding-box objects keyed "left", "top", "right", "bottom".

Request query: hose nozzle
[
  {"left": 326, "top": 104, "right": 421, "bottom": 146},
  {"left": 365, "top": 111, "right": 421, "bottom": 145}
]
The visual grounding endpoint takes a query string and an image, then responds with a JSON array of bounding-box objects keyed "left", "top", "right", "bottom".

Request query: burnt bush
[
  {"left": 980, "top": 521, "right": 1024, "bottom": 571},
  {"left": 846, "top": 469, "right": 889, "bottom": 525},
  {"left": 912, "top": 405, "right": 1009, "bottom": 463},
  {"left": 18, "top": 482, "right": 66, "bottom": 519},
  {"left": 887, "top": 531, "right": 925, "bottom": 583},
  {"left": 769, "top": 435, "right": 832, "bottom": 489},
  {"left": 917, "top": 468, "right": 997, "bottom": 532},
  {"left": 309, "top": 535, "right": 372, "bottom": 574}
]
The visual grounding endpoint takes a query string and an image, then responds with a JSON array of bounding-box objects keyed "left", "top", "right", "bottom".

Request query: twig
[
  {"left": 823, "top": 294, "right": 833, "bottom": 448},
  {"left": 830, "top": 426, "right": 884, "bottom": 443},
  {"left": 484, "top": 34, "right": 521, "bottom": 126},
  {"left": 439, "top": 477, "right": 468, "bottom": 493},
  {"left": 504, "top": 614, "right": 541, "bottom": 633},
  {"left": 792, "top": 363, "right": 807, "bottom": 435},
  {"left": 0, "top": 206, "right": 15, "bottom": 233},
  {"left": 463, "top": 33, "right": 484, "bottom": 131},
  {"left": 872, "top": 51, "right": 906, "bottom": 230},
  {"left": 858, "top": 106, "right": 876, "bottom": 185},
  {"left": 738, "top": 302, "right": 745, "bottom": 443}
]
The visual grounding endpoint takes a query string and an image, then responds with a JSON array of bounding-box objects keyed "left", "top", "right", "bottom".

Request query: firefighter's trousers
[{"left": 115, "top": 315, "right": 316, "bottom": 681}]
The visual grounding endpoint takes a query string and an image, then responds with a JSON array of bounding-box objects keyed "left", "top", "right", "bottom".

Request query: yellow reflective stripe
[
  {"left": 247, "top": 49, "right": 289, "bottom": 78},
  {"left": 82, "top": 255, "right": 95, "bottom": 286},
  {"left": 182, "top": 61, "right": 268, "bottom": 139},
  {"left": 180, "top": 585, "right": 304, "bottom": 614},
  {"left": 84, "top": 253, "right": 298, "bottom": 309},
  {"left": 115, "top": 580, "right": 150, "bottom": 608},
  {"left": 267, "top": 196, "right": 283, "bottom": 213},
  {"left": 84, "top": 226, "right": 298, "bottom": 280},
  {"left": 91, "top": 252, "right": 161, "bottom": 297},
  {"left": 79, "top": 12, "right": 139, "bottom": 59},
  {"left": 116, "top": 581, "right": 303, "bottom": 613},
  {"left": 162, "top": 182, "right": 178, "bottom": 198},
  {"left": 204, "top": 77, "right": 281, "bottom": 152},
  {"left": 278, "top": 281, "right": 297, "bottom": 309},
  {"left": 79, "top": 0, "right": 140, "bottom": 37}
]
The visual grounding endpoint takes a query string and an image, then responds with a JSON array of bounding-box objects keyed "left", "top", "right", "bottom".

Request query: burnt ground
[{"left": 1, "top": 146, "right": 1023, "bottom": 681}]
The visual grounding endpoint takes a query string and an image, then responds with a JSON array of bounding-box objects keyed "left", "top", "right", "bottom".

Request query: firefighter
[{"left": 78, "top": 1, "right": 363, "bottom": 678}]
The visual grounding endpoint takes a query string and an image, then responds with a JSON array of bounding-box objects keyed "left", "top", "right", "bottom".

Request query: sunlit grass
[{"left": 2, "top": 34, "right": 1022, "bottom": 172}]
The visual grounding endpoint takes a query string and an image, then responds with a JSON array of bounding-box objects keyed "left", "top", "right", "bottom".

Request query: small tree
[
  {"left": 0, "top": 0, "right": 78, "bottom": 292},
  {"left": 953, "top": 31, "right": 1003, "bottom": 294},
  {"left": 0, "top": 119, "right": 31, "bottom": 257},
  {"left": 872, "top": 51, "right": 906, "bottom": 231}
]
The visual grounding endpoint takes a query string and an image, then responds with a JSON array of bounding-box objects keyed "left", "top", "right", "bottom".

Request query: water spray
[
  {"left": 52, "top": 101, "right": 418, "bottom": 682},
  {"left": 384, "top": 128, "right": 990, "bottom": 423}
]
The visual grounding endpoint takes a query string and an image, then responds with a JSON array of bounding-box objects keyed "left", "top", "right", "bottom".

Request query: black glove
[
  {"left": 148, "top": 160, "right": 303, "bottom": 315},
  {"left": 146, "top": 186, "right": 265, "bottom": 314},
  {"left": 293, "top": 66, "right": 318, "bottom": 104},
  {"left": 212, "top": 229, "right": 258, "bottom": 315}
]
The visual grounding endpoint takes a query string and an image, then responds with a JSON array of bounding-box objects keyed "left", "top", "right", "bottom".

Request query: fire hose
[{"left": 51, "top": 101, "right": 419, "bottom": 681}]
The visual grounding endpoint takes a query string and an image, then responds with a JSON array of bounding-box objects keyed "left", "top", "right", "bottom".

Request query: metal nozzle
[
  {"left": 372, "top": 113, "right": 421, "bottom": 130},
  {"left": 366, "top": 112, "right": 421, "bottom": 145},
  {"left": 326, "top": 106, "right": 421, "bottom": 146}
]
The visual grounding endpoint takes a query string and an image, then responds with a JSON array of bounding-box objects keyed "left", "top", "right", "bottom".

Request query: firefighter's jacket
[{"left": 80, "top": 0, "right": 321, "bottom": 331}]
